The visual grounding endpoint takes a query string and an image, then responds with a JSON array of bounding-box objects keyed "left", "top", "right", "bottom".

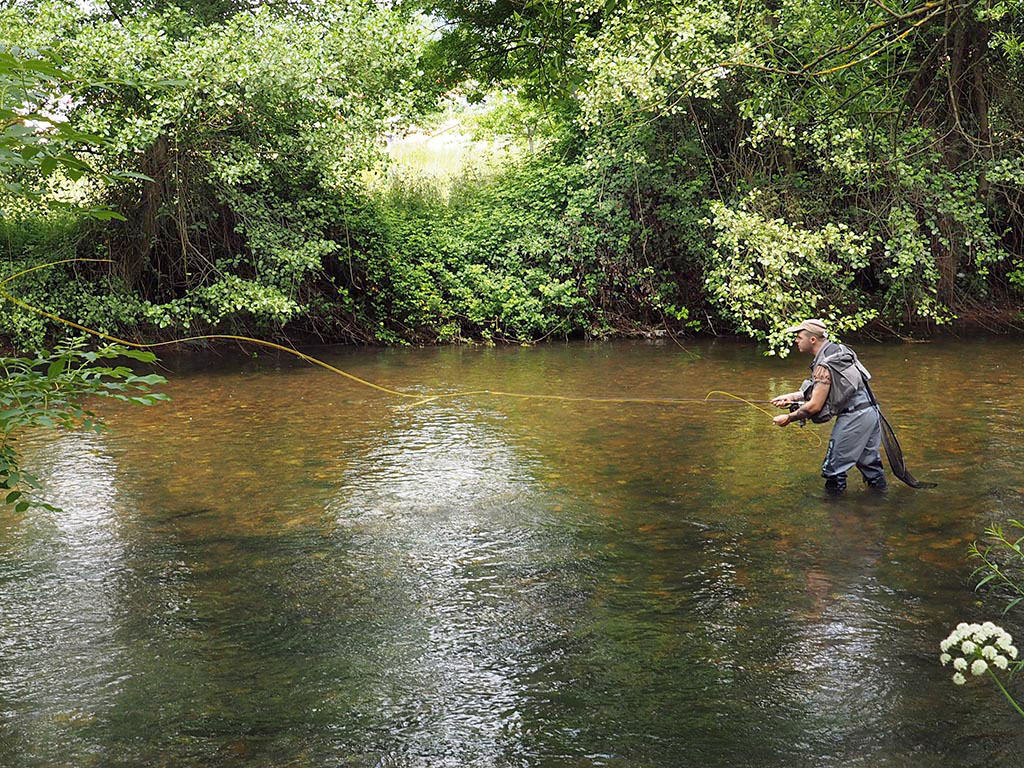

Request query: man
[{"left": 770, "top": 319, "right": 887, "bottom": 494}]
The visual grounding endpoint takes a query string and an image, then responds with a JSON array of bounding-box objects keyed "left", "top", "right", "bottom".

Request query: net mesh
[{"left": 878, "top": 410, "right": 937, "bottom": 489}]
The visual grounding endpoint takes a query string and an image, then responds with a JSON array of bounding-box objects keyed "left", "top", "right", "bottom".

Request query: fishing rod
[{"left": 402, "top": 392, "right": 776, "bottom": 408}]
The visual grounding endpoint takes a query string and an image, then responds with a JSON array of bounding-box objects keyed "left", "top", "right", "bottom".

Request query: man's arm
[
  {"left": 773, "top": 367, "right": 829, "bottom": 427},
  {"left": 771, "top": 390, "right": 806, "bottom": 408}
]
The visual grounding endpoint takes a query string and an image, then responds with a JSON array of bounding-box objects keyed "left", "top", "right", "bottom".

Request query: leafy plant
[
  {"left": 932, "top": 523, "right": 1024, "bottom": 720},
  {"left": 4, "top": 0, "right": 1024, "bottom": 347},
  {"left": 0, "top": 339, "right": 167, "bottom": 510},
  {"left": 0, "top": 32, "right": 169, "bottom": 512},
  {"left": 969, "top": 521, "right": 1024, "bottom": 616},
  {"left": 0, "top": 43, "right": 153, "bottom": 219},
  {"left": 705, "top": 194, "right": 877, "bottom": 354}
]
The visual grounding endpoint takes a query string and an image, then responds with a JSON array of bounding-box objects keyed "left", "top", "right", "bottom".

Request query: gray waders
[
  {"left": 820, "top": 388, "right": 886, "bottom": 493},
  {"left": 804, "top": 341, "right": 887, "bottom": 494}
]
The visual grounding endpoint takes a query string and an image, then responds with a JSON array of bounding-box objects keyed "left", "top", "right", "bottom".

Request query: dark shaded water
[{"left": 1, "top": 338, "right": 1023, "bottom": 767}]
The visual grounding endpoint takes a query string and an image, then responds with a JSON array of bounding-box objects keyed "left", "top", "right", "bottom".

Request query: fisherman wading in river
[{"left": 770, "top": 319, "right": 887, "bottom": 495}]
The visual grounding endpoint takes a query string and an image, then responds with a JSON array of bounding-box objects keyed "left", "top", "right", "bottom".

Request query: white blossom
[{"left": 941, "top": 622, "right": 1018, "bottom": 687}]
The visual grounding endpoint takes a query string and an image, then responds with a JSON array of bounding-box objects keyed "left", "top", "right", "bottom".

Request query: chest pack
[{"left": 799, "top": 341, "right": 871, "bottom": 423}]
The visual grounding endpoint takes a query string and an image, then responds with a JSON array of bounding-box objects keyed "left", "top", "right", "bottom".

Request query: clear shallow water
[{"left": 1, "top": 338, "right": 1023, "bottom": 767}]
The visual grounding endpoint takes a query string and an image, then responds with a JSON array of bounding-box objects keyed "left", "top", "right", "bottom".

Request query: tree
[{"left": 418, "top": 0, "right": 1024, "bottom": 347}]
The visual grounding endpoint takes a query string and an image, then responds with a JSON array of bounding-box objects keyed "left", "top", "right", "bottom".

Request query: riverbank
[{"left": 3, "top": 300, "right": 1023, "bottom": 359}]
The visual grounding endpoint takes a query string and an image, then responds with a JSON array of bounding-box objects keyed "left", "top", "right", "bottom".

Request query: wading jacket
[{"left": 800, "top": 341, "right": 872, "bottom": 423}]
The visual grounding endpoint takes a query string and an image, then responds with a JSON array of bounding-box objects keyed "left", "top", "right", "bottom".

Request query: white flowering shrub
[
  {"left": 704, "top": 194, "right": 877, "bottom": 355},
  {"left": 880, "top": 206, "right": 952, "bottom": 324},
  {"left": 575, "top": 0, "right": 732, "bottom": 127},
  {"left": 940, "top": 622, "right": 1024, "bottom": 717}
]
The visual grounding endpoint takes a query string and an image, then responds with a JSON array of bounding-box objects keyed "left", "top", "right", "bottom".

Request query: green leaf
[
  {"left": 87, "top": 209, "right": 128, "bottom": 222},
  {"left": 117, "top": 349, "right": 158, "bottom": 363},
  {"left": 5, "top": 490, "right": 21, "bottom": 504},
  {"left": 46, "top": 357, "right": 67, "bottom": 380},
  {"left": 129, "top": 373, "right": 167, "bottom": 385},
  {"left": 14, "top": 58, "right": 69, "bottom": 79},
  {"left": 976, "top": 573, "right": 998, "bottom": 589},
  {"left": 39, "top": 155, "right": 58, "bottom": 176}
]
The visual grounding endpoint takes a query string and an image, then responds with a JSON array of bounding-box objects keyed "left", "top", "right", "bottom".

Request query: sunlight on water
[{"left": 1, "top": 338, "right": 1023, "bottom": 767}]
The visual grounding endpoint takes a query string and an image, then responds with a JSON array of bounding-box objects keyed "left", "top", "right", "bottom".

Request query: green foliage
[
  {"left": 4, "top": 0, "right": 1024, "bottom": 349},
  {"left": 401, "top": 0, "right": 1024, "bottom": 344},
  {"left": 0, "top": 0, "right": 424, "bottom": 340},
  {"left": 319, "top": 143, "right": 699, "bottom": 344},
  {"left": 356, "top": 158, "right": 603, "bottom": 342},
  {"left": 881, "top": 205, "right": 950, "bottom": 324},
  {"left": 414, "top": 0, "right": 584, "bottom": 104},
  {"left": 0, "top": 339, "right": 168, "bottom": 510},
  {"left": 0, "top": 43, "right": 154, "bottom": 219},
  {"left": 0, "top": 15, "right": 170, "bottom": 514},
  {"left": 0, "top": 211, "right": 148, "bottom": 347},
  {"left": 705, "top": 194, "right": 876, "bottom": 354},
  {"left": 969, "top": 520, "right": 1024, "bottom": 614}
]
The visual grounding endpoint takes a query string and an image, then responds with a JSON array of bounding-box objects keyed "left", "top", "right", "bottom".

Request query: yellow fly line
[{"left": 0, "top": 259, "right": 820, "bottom": 447}]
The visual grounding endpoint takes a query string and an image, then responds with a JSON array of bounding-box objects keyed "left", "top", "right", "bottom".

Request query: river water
[{"left": 1, "top": 338, "right": 1023, "bottom": 767}]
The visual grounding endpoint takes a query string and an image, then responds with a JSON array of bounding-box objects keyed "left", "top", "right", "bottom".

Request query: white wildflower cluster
[{"left": 940, "top": 622, "right": 1017, "bottom": 686}]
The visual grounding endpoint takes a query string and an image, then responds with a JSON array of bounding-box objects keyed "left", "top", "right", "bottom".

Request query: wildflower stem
[{"left": 987, "top": 669, "right": 1024, "bottom": 719}]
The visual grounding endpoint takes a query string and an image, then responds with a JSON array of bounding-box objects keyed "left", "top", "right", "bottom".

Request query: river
[{"left": 1, "top": 338, "right": 1022, "bottom": 767}]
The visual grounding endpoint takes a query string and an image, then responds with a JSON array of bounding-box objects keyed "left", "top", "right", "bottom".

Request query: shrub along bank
[{"left": 2, "top": 0, "right": 1024, "bottom": 355}]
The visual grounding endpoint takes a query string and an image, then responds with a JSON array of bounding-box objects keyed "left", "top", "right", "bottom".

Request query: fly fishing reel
[{"left": 787, "top": 402, "right": 806, "bottom": 427}]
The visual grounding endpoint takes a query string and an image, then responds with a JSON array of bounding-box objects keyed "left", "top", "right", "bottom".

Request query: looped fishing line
[
  {"left": 1, "top": 259, "right": 819, "bottom": 447},
  {"left": 705, "top": 390, "right": 821, "bottom": 447}
]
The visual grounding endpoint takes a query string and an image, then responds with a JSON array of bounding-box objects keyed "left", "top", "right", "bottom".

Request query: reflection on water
[{"left": 1, "top": 338, "right": 1023, "bottom": 767}]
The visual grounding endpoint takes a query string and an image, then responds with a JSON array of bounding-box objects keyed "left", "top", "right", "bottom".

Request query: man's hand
[
  {"left": 771, "top": 392, "right": 803, "bottom": 408},
  {"left": 773, "top": 413, "right": 790, "bottom": 427}
]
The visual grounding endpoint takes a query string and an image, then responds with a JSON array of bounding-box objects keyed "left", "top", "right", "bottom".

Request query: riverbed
[{"left": 1, "top": 338, "right": 1022, "bottom": 767}]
